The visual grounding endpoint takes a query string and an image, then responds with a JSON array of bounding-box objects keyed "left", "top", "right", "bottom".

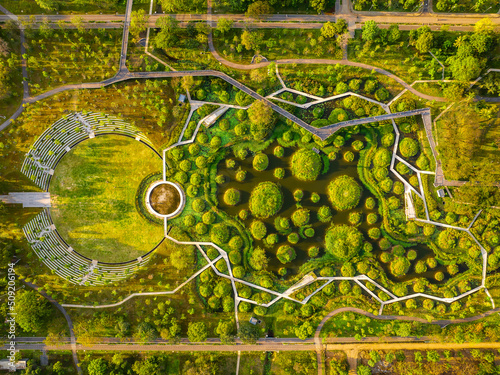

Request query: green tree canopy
[
  {"left": 187, "top": 321, "right": 208, "bottom": 342},
  {"left": 16, "top": 291, "right": 52, "bottom": 333}
]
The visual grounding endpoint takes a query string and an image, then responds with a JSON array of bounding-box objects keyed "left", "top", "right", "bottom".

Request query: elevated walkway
[{"left": 0, "top": 192, "right": 51, "bottom": 207}]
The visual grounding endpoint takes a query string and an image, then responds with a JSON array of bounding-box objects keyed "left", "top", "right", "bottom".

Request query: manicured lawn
[{"left": 49, "top": 134, "right": 164, "bottom": 263}]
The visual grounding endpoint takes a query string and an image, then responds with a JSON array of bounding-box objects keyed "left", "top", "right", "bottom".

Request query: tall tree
[
  {"left": 216, "top": 17, "right": 233, "bottom": 35},
  {"left": 130, "top": 9, "right": 149, "bottom": 42},
  {"left": 16, "top": 291, "right": 52, "bottom": 333},
  {"left": 361, "top": 20, "right": 379, "bottom": 41},
  {"left": 246, "top": 1, "right": 273, "bottom": 17},
  {"left": 187, "top": 321, "right": 208, "bottom": 342}
]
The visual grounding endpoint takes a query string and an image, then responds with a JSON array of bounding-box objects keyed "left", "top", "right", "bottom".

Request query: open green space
[
  {"left": 25, "top": 28, "right": 121, "bottom": 95},
  {"left": 213, "top": 28, "right": 343, "bottom": 64},
  {"left": 49, "top": 134, "right": 164, "bottom": 263}
]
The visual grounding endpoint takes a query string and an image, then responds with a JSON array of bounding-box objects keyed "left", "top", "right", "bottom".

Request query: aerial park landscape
[{"left": 0, "top": 0, "right": 500, "bottom": 373}]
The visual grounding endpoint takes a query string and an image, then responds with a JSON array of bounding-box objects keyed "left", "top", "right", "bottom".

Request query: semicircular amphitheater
[
  {"left": 22, "top": 111, "right": 173, "bottom": 285},
  {"left": 22, "top": 84, "right": 495, "bottom": 316}
]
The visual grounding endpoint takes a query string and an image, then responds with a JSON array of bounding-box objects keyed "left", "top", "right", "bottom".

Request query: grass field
[
  {"left": 49, "top": 134, "right": 164, "bottom": 263},
  {"left": 25, "top": 28, "right": 121, "bottom": 95}
]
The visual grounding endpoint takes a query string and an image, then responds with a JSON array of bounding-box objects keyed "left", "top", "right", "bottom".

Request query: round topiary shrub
[
  {"left": 390, "top": 256, "right": 411, "bottom": 277},
  {"left": 328, "top": 151, "right": 337, "bottom": 161},
  {"left": 290, "top": 149, "right": 322, "bottom": 181},
  {"left": 187, "top": 185, "right": 198, "bottom": 198},
  {"left": 373, "top": 167, "right": 389, "bottom": 182},
  {"left": 388, "top": 196, "right": 400, "bottom": 210},
  {"left": 304, "top": 228, "right": 315, "bottom": 238},
  {"left": 396, "top": 162, "right": 410, "bottom": 175},
  {"left": 318, "top": 205, "right": 332, "bottom": 222},
  {"left": 407, "top": 249, "right": 417, "bottom": 260},
  {"left": 373, "top": 148, "right": 392, "bottom": 167},
  {"left": 365, "top": 197, "right": 376, "bottom": 209},
  {"left": 325, "top": 224, "right": 364, "bottom": 262},
  {"left": 196, "top": 88, "right": 206, "bottom": 100},
  {"left": 226, "top": 159, "right": 236, "bottom": 169},
  {"left": 308, "top": 246, "right": 320, "bottom": 258},
  {"left": 368, "top": 227, "right": 381, "bottom": 239},
  {"left": 235, "top": 170, "right": 246, "bottom": 182},
  {"left": 210, "top": 224, "right": 230, "bottom": 245},
  {"left": 229, "top": 250, "right": 242, "bottom": 265},
  {"left": 427, "top": 257, "right": 437, "bottom": 268},
  {"left": 296, "top": 95, "right": 307, "bottom": 104},
  {"left": 349, "top": 212, "right": 362, "bottom": 225},
  {"left": 250, "top": 220, "right": 267, "bottom": 240},
  {"left": 399, "top": 138, "right": 419, "bottom": 158},
  {"left": 416, "top": 154, "right": 430, "bottom": 170},
  {"left": 287, "top": 232, "right": 299, "bottom": 244},
  {"left": 195, "top": 155, "right": 207, "bottom": 168},
  {"left": 294, "top": 189, "right": 304, "bottom": 201},
  {"left": 352, "top": 140, "right": 364, "bottom": 151},
  {"left": 253, "top": 153, "right": 269, "bottom": 171},
  {"left": 233, "top": 266, "right": 245, "bottom": 278},
  {"left": 380, "top": 252, "right": 392, "bottom": 263},
  {"left": 196, "top": 222, "right": 208, "bottom": 235},
  {"left": 375, "top": 87, "right": 390, "bottom": 102},
  {"left": 277, "top": 245, "right": 297, "bottom": 264},
  {"left": 311, "top": 192, "right": 320, "bottom": 203},
  {"left": 327, "top": 175, "right": 362, "bottom": 211},
  {"left": 415, "top": 261, "right": 427, "bottom": 274},
  {"left": 379, "top": 238, "right": 391, "bottom": 250},
  {"left": 175, "top": 171, "right": 188, "bottom": 184},
  {"left": 274, "top": 146, "right": 285, "bottom": 157},
  {"left": 223, "top": 188, "right": 240, "bottom": 206},
  {"left": 265, "top": 233, "right": 279, "bottom": 246},
  {"left": 435, "top": 271, "right": 444, "bottom": 281},
  {"left": 219, "top": 118, "right": 230, "bottom": 131},
  {"left": 274, "top": 167, "right": 285, "bottom": 179},
  {"left": 344, "top": 151, "right": 355, "bottom": 162},
  {"left": 367, "top": 213, "right": 378, "bottom": 225},
  {"left": 184, "top": 214, "right": 196, "bottom": 227},
  {"left": 189, "top": 143, "right": 200, "bottom": 156},
  {"left": 381, "top": 133, "right": 395, "bottom": 148},
  {"left": 393, "top": 181, "right": 404, "bottom": 195},
  {"left": 192, "top": 198, "right": 206, "bottom": 213},
  {"left": 292, "top": 208, "right": 310, "bottom": 227},
  {"left": 229, "top": 236, "right": 243, "bottom": 251},
  {"left": 215, "top": 174, "right": 225, "bottom": 184},
  {"left": 313, "top": 106, "right": 324, "bottom": 119},
  {"left": 249, "top": 182, "right": 283, "bottom": 219},
  {"left": 329, "top": 108, "right": 349, "bottom": 123},
  {"left": 379, "top": 177, "right": 393, "bottom": 193},
  {"left": 210, "top": 136, "right": 221, "bottom": 149},
  {"left": 335, "top": 82, "right": 349, "bottom": 95},
  {"left": 202, "top": 211, "right": 216, "bottom": 224}
]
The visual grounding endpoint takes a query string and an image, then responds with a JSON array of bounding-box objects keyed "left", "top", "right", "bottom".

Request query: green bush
[
  {"left": 373, "top": 167, "right": 388, "bottom": 182},
  {"left": 352, "top": 140, "right": 364, "bottom": 151},
  {"left": 290, "top": 149, "right": 322, "bottom": 181},
  {"left": 308, "top": 246, "right": 320, "bottom": 257},
  {"left": 296, "top": 95, "right": 307, "bottom": 104},
  {"left": 229, "top": 250, "right": 242, "bottom": 265},
  {"left": 379, "top": 238, "right": 391, "bottom": 250},
  {"left": 274, "top": 146, "right": 284, "bottom": 157},
  {"left": 190, "top": 173, "right": 202, "bottom": 186},
  {"left": 364, "top": 79, "right": 378, "bottom": 94},
  {"left": 311, "top": 119, "right": 330, "bottom": 127},
  {"left": 390, "top": 256, "right": 411, "bottom": 277},
  {"left": 343, "top": 151, "right": 355, "bottom": 162},
  {"left": 311, "top": 192, "right": 320, "bottom": 203},
  {"left": 416, "top": 154, "right": 430, "bottom": 170},
  {"left": 277, "top": 245, "right": 297, "bottom": 264},
  {"left": 325, "top": 224, "right": 364, "bottom": 261},
  {"left": 229, "top": 236, "right": 243, "bottom": 251},
  {"left": 328, "top": 108, "right": 349, "bottom": 123},
  {"left": 349, "top": 211, "right": 362, "bottom": 225},
  {"left": 210, "top": 136, "right": 222, "bottom": 149},
  {"left": 195, "top": 155, "right": 207, "bottom": 168},
  {"left": 373, "top": 148, "right": 392, "bottom": 167},
  {"left": 265, "top": 233, "right": 279, "bottom": 246},
  {"left": 349, "top": 79, "right": 361, "bottom": 91},
  {"left": 219, "top": 118, "right": 230, "bottom": 130},
  {"left": 375, "top": 87, "right": 390, "bottom": 102},
  {"left": 393, "top": 181, "right": 404, "bottom": 195},
  {"left": 407, "top": 249, "right": 417, "bottom": 260},
  {"left": 175, "top": 171, "right": 188, "bottom": 184},
  {"left": 288, "top": 232, "right": 299, "bottom": 244},
  {"left": 233, "top": 266, "right": 245, "bottom": 278},
  {"left": 294, "top": 189, "right": 304, "bottom": 201},
  {"left": 334, "top": 135, "right": 345, "bottom": 147},
  {"left": 312, "top": 106, "right": 324, "bottom": 118},
  {"left": 202, "top": 211, "right": 216, "bottom": 225},
  {"left": 396, "top": 162, "right": 410, "bottom": 175},
  {"left": 292, "top": 208, "right": 310, "bottom": 227},
  {"left": 381, "top": 133, "right": 395, "bottom": 148},
  {"left": 366, "top": 213, "right": 377, "bottom": 225},
  {"left": 379, "top": 177, "right": 393, "bottom": 193},
  {"left": 399, "top": 138, "right": 420, "bottom": 158},
  {"left": 192, "top": 198, "right": 206, "bottom": 213},
  {"left": 210, "top": 223, "right": 230, "bottom": 245},
  {"left": 253, "top": 153, "right": 269, "bottom": 171},
  {"left": 368, "top": 227, "right": 381, "bottom": 239},
  {"left": 278, "top": 267, "right": 287, "bottom": 276},
  {"left": 207, "top": 247, "right": 219, "bottom": 260},
  {"left": 196, "top": 89, "right": 206, "bottom": 100},
  {"left": 235, "top": 169, "right": 247, "bottom": 182},
  {"left": 327, "top": 175, "right": 362, "bottom": 211},
  {"left": 196, "top": 222, "right": 208, "bottom": 235},
  {"left": 249, "top": 182, "right": 283, "bottom": 219},
  {"left": 304, "top": 228, "right": 315, "bottom": 238},
  {"left": 226, "top": 159, "right": 236, "bottom": 169},
  {"left": 250, "top": 220, "right": 267, "bottom": 240},
  {"left": 388, "top": 196, "right": 400, "bottom": 209},
  {"left": 215, "top": 174, "right": 225, "bottom": 184},
  {"left": 380, "top": 252, "right": 392, "bottom": 263},
  {"left": 187, "top": 185, "right": 199, "bottom": 198},
  {"left": 318, "top": 205, "right": 332, "bottom": 222},
  {"left": 365, "top": 197, "right": 376, "bottom": 209},
  {"left": 235, "top": 123, "right": 248, "bottom": 136},
  {"left": 335, "top": 81, "right": 349, "bottom": 94},
  {"left": 189, "top": 143, "right": 200, "bottom": 156},
  {"left": 184, "top": 215, "right": 196, "bottom": 227},
  {"left": 223, "top": 188, "right": 240, "bottom": 206},
  {"left": 274, "top": 168, "right": 285, "bottom": 179}
]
